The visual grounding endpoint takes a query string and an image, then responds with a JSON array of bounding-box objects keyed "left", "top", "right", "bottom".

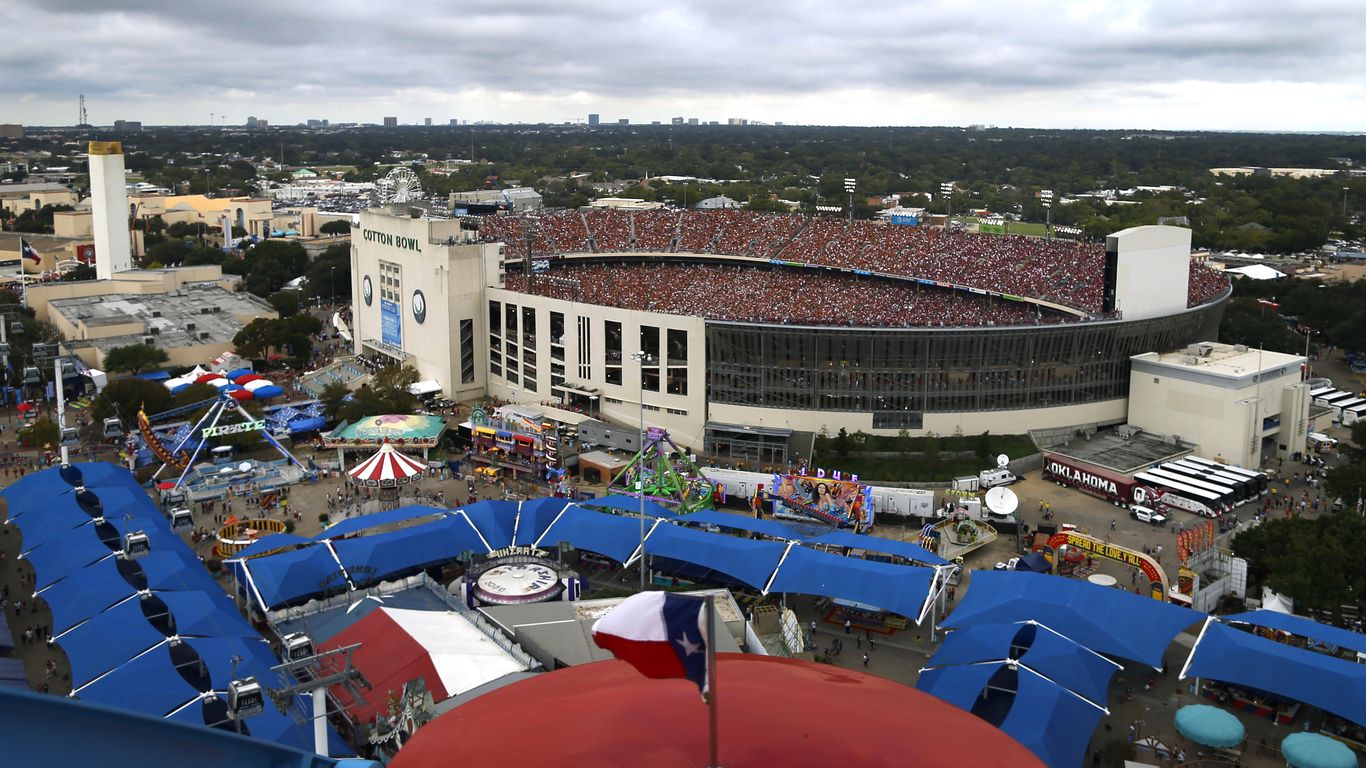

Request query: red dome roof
[{"left": 390, "top": 654, "right": 1044, "bottom": 768}]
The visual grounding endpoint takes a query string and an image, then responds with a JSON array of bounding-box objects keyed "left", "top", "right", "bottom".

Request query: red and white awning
[{"left": 348, "top": 442, "right": 428, "bottom": 487}]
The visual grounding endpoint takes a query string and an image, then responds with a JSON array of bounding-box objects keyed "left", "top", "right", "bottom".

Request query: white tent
[
  {"left": 1223, "top": 264, "right": 1285, "bottom": 280},
  {"left": 1261, "top": 587, "right": 1295, "bottom": 615}
]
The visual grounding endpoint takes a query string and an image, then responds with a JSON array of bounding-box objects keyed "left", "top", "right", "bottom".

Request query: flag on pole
[
  {"left": 591, "top": 592, "right": 710, "bottom": 696},
  {"left": 20, "top": 239, "right": 41, "bottom": 264}
]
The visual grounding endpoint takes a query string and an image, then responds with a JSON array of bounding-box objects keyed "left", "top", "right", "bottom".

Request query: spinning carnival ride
[
  {"left": 140, "top": 391, "right": 305, "bottom": 489},
  {"left": 609, "top": 427, "right": 716, "bottom": 513}
]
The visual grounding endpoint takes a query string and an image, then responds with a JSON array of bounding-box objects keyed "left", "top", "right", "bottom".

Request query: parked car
[{"left": 1130, "top": 505, "right": 1169, "bottom": 526}]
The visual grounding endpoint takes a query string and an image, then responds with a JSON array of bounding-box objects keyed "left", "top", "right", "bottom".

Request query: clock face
[
  {"left": 362, "top": 275, "right": 373, "bottom": 306},
  {"left": 412, "top": 289, "right": 426, "bottom": 324}
]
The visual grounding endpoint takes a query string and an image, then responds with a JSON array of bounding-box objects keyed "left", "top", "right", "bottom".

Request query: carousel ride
[
  {"left": 347, "top": 440, "right": 430, "bottom": 510},
  {"left": 608, "top": 427, "right": 715, "bottom": 513}
]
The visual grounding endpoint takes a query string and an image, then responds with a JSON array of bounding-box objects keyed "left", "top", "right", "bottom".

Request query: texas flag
[
  {"left": 20, "top": 239, "right": 41, "bottom": 264},
  {"left": 592, "top": 592, "right": 710, "bottom": 697}
]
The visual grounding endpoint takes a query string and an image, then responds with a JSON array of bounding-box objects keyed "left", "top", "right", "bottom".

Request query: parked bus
[
  {"left": 1181, "top": 457, "right": 1268, "bottom": 496},
  {"left": 1132, "top": 471, "right": 1223, "bottom": 517},
  {"left": 1163, "top": 460, "right": 1257, "bottom": 504},
  {"left": 1142, "top": 467, "right": 1239, "bottom": 508},
  {"left": 1344, "top": 403, "right": 1366, "bottom": 426}
]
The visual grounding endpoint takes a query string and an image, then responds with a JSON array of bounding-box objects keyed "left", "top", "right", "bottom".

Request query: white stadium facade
[{"left": 349, "top": 207, "right": 1230, "bottom": 460}]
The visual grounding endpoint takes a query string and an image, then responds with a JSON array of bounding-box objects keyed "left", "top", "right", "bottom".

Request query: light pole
[
  {"left": 843, "top": 177, "right": 856, "bottom": 224},
  {"left": 330, "top": 266, "right": 336, "bottom": 306},
  {"left": 630, "top": 350, "right": 653, "bottom": 591},
  {"left": 940, "top": 182, "right": 954, "bottom": 230},
  {"left": 1041, "top": 189, "right": 1054, "bottom": 242},
  {"left": 1344, "top": 187, "right": 1351, "bottom": 219}
]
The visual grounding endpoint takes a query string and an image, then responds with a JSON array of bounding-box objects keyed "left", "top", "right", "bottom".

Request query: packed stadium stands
[{"left": 479, "top": 209, "right": 1230, "bottom": 323}]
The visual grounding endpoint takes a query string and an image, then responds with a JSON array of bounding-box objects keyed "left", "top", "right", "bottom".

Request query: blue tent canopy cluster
[
  {"left": 2, "top": 462, "right": 337, "bottom": 753},
  {"left": 234, "top": 498, "right": 945, "bottom": 624}
]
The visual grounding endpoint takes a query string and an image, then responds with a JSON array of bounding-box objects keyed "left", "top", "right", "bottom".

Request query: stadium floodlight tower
[
  {"left": 1041, "top": 189, "right": 1054, "bottom": 242},
  {"left": 843, "top": 177, "right": 856, "bottom": 223},
  {"left": 940, "top": 182, "right": 954, "bottom": 230}
]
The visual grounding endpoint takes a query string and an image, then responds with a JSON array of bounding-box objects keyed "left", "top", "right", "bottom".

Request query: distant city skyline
[{"left": 2, "top": 0, "right": 1365, "bottom": 132}]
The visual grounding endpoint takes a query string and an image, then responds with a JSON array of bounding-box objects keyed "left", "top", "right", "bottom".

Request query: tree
[
  {"left": 103, "top": 343, "right": 169, "bottom": 375},
  {"left": 319, "top": 220, "right": 351, "bottom": 235},
  {"left": 302, "top": 243, "right": 351, "bottom": 302},
  {"left": 336, "top": 365, "right": 419, "bottom": 422},
  {"left": 320, "top": 381, "right": 351, "bottom": 419},
  {"left": 232, "top": 314, "right": 322, "bottom": 360},
  {"left": 269, "top": 290, "right": 300, "bottom": 318},
  {"left": 61, "top": 264, "right": 97, "bottom": 281},
  {"left": 1231, "top": 513, "right": 1366, "bottom": 621},
  {"left": 91, "top": 377, "right": 173, "bottom": 425},
  {"left": 18, "top": 418, "right": 59, "bottom": 449}
]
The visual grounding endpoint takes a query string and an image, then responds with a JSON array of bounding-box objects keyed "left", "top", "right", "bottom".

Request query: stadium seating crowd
[
  {"left": 505, "top": 263, "right": 1059, "bottom": 327},
  {"left": 479, "top": 209, "right": 1230, "bottom": 323}
]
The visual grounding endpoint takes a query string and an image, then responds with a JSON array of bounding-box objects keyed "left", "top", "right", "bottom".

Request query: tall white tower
[{"left": 88, "top": 141, "right": 134, "bottom": 279}]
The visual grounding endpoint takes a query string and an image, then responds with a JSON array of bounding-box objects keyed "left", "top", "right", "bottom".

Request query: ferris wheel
[{"left": 374, "top": 167, "right": 423, "bottom": 204}]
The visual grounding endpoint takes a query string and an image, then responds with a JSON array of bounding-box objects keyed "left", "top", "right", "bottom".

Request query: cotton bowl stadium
[{"left": 350, "top": 208, "right": 1229, "bottom": 454}]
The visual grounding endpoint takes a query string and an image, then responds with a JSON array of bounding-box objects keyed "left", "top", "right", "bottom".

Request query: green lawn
[{"left": 811, "top": 433, "right": 1037, "bottom": 483}]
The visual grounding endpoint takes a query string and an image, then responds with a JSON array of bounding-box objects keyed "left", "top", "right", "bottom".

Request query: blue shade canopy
[
  {"left": 43, "top": 576, "right": 139, "bottom": 635},
  {"left": 58, "top": 599, "right": 170, "bottom": 688},
  {"left": 927, "top": 622, "right": 1119, "bottom": 707},
  {"left": 643, "top": 523, "right": 787, "bottom": 589},
  {"left": 75, "top": 643, "right": 201, "bottom": 717},
  {"left": 579, "top": 494, "right": 678, "bottom": 517},
  {"left": 803, "top": 530, "right": 949, "bottom": 565},
  {"left": 1280, "top": 732, "right": 1359, "bottom": 768},
  {"left": 149, "top": 590, "right": 244, "bottom": 637},
  {"left": 915, "top": 661, "right": 1003, "bottom": 711},
  {"left": 940, "top": 571, "right": 1202, "bottom": 668},
  {"left": 332, "top": 517, "right": 489, "bottom": 586},
  {"left": 1174, "top": 704, "right": 1245, "bottom": 748},
  {"left": 24, "top": 535, "right": 116, "bottom": 590},
  {"left": 1222, "top": 610, "right": 1366, "bottom": 657},
  {"left": 239, "top": 544, "right": 344, "bottom": 609},
  {"left": 766, "top": 545, "right": 934, "bottom": 621},
  {"left": 512, "top": 497, "right": 574, "bottom": 545},
  {"left": 677, "top": 509, "right": 804, "bottom": 540},
  {"left": 534, "top": 504, "right": 654, "bottom": 562},
  {"left": 1001, "top": 668, "right": 1107, "bottom": 768},
  {"left": 11, "top": 503, "right": 101, "bottom": 551},
  {"left": 1184, "top": 621, "right": 1366, "bottom": 727},
  {"left": 313, "top": 505, "right": 448, "bottom": 540},
  {"left": 459, "top": 500, "right": 520, "bottom": 549}
]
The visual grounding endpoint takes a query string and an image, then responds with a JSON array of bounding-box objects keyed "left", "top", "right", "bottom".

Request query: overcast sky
[{"left": 3, "top": 0, "right": 1365, "bottom": 131}]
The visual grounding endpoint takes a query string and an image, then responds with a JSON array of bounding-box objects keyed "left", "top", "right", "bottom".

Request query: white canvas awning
[{"left": 408, "top": 379, "right": 442, "bottom": 396}]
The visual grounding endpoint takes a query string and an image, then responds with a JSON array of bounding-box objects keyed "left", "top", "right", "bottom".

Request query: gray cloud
[{"left": 2, "top": 0, "right": 1364, "bottom": 129}]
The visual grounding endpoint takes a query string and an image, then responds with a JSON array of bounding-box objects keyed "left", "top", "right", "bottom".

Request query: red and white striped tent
[{"left": 348, "top": 442, "right": 428, "bottom": 488}]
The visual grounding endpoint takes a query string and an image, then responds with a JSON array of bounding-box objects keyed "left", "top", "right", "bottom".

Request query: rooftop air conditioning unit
[
  {"left": 201, "top": 307, "right": 213, "bottom": 314},
  {"left": 198, "top": 331, "right": 211, "bottom": 340},
  {"left": 1185, "top": 344, "right": 1202, "bottom": 355},
  {"left": 1234, "top": 344, "right": 1249, "bottom": 353},
  {"left": 142, "top": 335, "right": 155, "bottom": 345},
  {"left": 151, "top": 310, "right": 162, "bottom": 318},
  {"left": 1198, "top": 343, "right": 1215, "bottom": 357},
  {"left": 186, "top": 322, "right": 196, "bottom": 332}
]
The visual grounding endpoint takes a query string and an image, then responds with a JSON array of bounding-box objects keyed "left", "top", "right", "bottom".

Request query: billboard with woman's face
[{"left": 771, "top": 473, "right": 873, "bottom": 529}]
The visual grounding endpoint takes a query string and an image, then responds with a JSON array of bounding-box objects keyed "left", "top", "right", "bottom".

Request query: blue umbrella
[
  {"left": 1282, "top": 733, "right": 1358, "bottom": 768},
  {"left": 1174, "top": 704, "right": 1245, "bottom": 748}
]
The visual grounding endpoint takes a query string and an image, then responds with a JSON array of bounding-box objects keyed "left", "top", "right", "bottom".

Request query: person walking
[
  {"left": 862, "top": 653, "right": 869, "bottom": 667},
  {"left": 844, "top": 618, "right": 852, "bottom": 635}
]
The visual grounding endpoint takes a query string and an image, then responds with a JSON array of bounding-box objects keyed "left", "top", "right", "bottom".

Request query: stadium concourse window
[
  {"left": 550, "top": 311, "right": 566, "bottom": 361},
  {"left": 605, "top": 320, "right": 623, "bottom": 385},
  {"left": 873, "top": 411, "right": 923, "bottom": 430},
  {"left": 460, "top": 319, "right": 475, "bottom": 384},
  {"left": 640, "top": 325, "right": 661, "bottom": 392},
  {"left": 488, "top": 301, "right": 502, "bottom": 378},
  {"left": 576, "top": 316, "right": 592, "bottom": 380},
  {"left": 523, "top": 307, "right": 536, "bottom": 348},
  {"left": 666, "top": 329, "right": 688, "bottom": 396},
  {"left": 705, "top": 304, "right": 1220, "bottom": 413}
]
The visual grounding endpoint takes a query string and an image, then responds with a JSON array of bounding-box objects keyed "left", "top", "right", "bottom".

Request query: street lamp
[
  {"left": 843, "top": 177, "right": 856, "bottom": 224},
  {"left": 630, "top": 350, "right": 654, "bottom": 591},
  {"left": 1344, "top": 187, "right": 1351, "bottom": 219},
  {"left": 940, "top": 182, "right": 954, "bottom": 230},
  {"left": 330, "top": 266, "right": 336, "bottom": 305},
  {"left": 1041, "top": 189, "right": 1054, "bottom": 242}
]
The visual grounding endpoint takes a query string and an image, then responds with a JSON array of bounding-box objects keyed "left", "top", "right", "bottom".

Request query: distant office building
[
  {"left": 307, "top": 119, "right": 322, "bottom": 128},
  {"left": 424, "top": 117, "right": 433, "bottom": 126},
  {"left": 728, "top": 118, "right": 748, "bottom": 126},
  {"left": 256, "top": 119, "right": 269, "bottom": 128},
  {"left": 651, "top": 121, "right": 661, "bottom": 125},
  {"left": 0, "top": 124, "right": 23, "bottom": 139},
  {"left": 384, "top": 116, "right": 399, "bottom": 127},
  {"left": 245, "top": 116, "right": 258, "bottom": 129},
  {"left": 588, "top": 113, "right": 600, "bottom": 127},
  {"left": 687, "top": 118, "right": 699, "bottom": 125},
  {"left": 112, "top": 120, "right": 142, "bottom": 132},
  {"left": 671, "top": 117, "right": 684, "bottom": 125},
  {"left": 449, "top": 119, "right": 459, "bottom": 126},
  {"left": 617, "top": 118, "right": 629, "bottom": 125}
]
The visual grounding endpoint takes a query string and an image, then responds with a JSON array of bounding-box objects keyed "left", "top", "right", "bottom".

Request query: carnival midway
[{"left": 3, "top": 364, "right": 1363, "bottom": 768}]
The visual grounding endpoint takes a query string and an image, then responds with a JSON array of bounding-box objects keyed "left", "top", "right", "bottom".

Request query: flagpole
[{"left": 705, "top": 593, "right": 719, "bottom": 768}]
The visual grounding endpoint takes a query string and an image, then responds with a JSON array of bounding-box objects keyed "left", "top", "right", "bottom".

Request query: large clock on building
[
  {"left": 362, "top": 275, "right": 373, "bottom": 306},
  {"left": 412, "top": 289, "right": 426, "bottom": 324}
]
